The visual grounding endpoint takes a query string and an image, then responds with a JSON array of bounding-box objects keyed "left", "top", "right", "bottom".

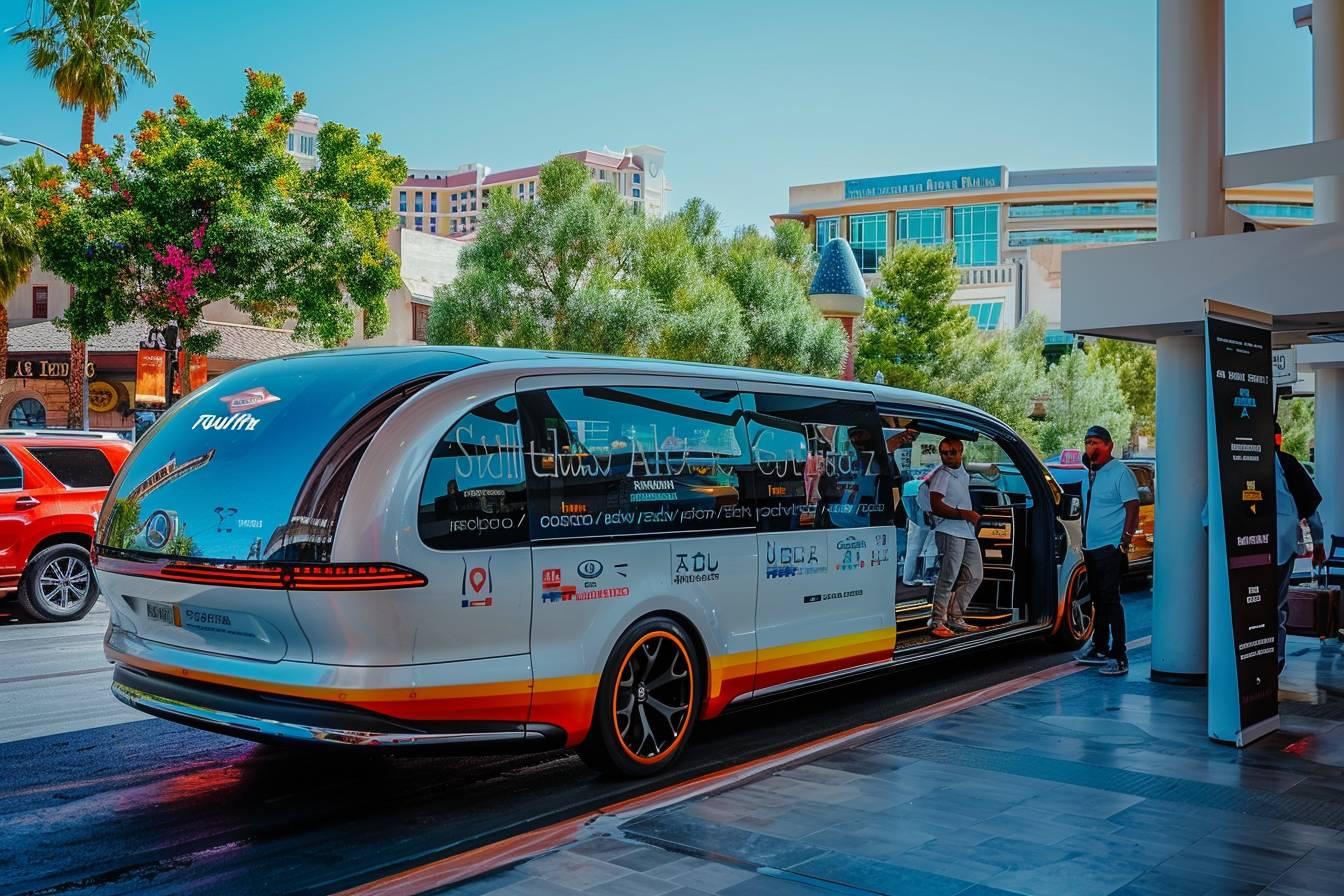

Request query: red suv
[{"left": 0, "top": 430, "right": 132, "bottom": 622}]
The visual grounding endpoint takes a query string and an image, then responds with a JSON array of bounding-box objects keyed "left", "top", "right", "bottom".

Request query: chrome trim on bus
[{"left": 110, "top": 681, "right": 542, "bottom": 748}]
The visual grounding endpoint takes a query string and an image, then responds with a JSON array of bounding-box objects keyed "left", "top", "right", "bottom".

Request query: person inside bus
[
  {"left": 926, "top": 438, "right": 984, "bottom": 638},
  {"left": 902, "top": 468, "right": 936, "bottom": 586}
]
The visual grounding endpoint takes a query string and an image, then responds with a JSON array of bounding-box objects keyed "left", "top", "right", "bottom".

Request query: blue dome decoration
[{"left": 810, "top": 238, "right": 867, "bottom": 300}]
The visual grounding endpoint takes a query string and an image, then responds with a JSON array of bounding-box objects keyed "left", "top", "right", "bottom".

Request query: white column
[
  {"left": 1317, "top": 368, "right": 1344, "bottom": 545},
  {"left": 1152, "top": 335, "right": 1209, "bottom": 679},
  {"left": 1151, "top": 0, "right": 1223, "bottom": 680},
  {"left": 1157, "top": 0, "right": 1225, "bottom": 242},
  {"left": 1314, "top": 0, "right": 1344, "bottom": 224}
]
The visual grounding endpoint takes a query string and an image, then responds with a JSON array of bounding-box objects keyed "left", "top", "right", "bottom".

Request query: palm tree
[
  {"left": 11, "top": 0, "right": 154, "bottom": 429},
  {"left": 0, "top": 154, "right": 61, "bottom": 390}
]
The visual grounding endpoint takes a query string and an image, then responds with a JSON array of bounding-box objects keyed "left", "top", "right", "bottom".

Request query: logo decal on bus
[
  {"left": 144, "top": 510, "right": 174, "bottom": 549},
  {"left": 461, "top": 557, "right": 493, "bottom": 608},
  {"left": 835, "top": 536, "right": 867, "bottom": 572},
  {"left": 765, "top": 541, "right": 826, "bottom": 579},
  {"left": 576, "top": 559, "right": 603, "bottom": 580},
  {"left": 673, "top": 551, "right": 720, "bottom": 585},
  {"left": 219, "top": 387, "right": 282, "bottom": 416}
]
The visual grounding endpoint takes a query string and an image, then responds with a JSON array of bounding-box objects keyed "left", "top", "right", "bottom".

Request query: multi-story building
[
  {"left": 776, "top": 165, "right": 1312, "bottom": 345},
  {"left": 394, "top": 145, "right": 668, "bottom": 237},
  {"left": 285, "top": 111, "right": 321, "bottom": 171}
]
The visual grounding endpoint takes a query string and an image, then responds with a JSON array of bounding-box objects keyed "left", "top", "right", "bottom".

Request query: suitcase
[{"left": 1285, "top": 583, "right": 1341, "bottom": 640}]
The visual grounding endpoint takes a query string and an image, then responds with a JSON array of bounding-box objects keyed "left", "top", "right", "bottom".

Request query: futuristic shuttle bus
[{"left": 97, "top": 347, "right": 1089, "bottom": 776}]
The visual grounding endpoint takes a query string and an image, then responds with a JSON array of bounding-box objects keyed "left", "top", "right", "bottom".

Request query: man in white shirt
[
  {"left": 1072, "top": 426, "right": 1140, "bottom": 676},
  {"left": 926, "top": 438, "right": 983, "bottom": 638}
]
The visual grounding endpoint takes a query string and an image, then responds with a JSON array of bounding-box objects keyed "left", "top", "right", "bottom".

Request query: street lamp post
[{"left": 0, "top": 134, "right": 69, "bottom": 161}]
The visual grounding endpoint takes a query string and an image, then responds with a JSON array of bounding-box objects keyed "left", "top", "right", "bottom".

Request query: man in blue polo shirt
[{"left": 1072, "top": 425, "right": 1140, "bottom": 675}]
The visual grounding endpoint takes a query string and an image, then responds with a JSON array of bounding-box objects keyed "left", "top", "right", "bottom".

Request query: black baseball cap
[{"left": 1084, "top": 425, "right": 1113, "bottom": 443}]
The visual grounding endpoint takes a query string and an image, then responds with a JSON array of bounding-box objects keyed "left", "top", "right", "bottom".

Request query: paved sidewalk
[
  {"left": 0, "top": 601, "right": 142, "bottom": 743},
  {"left": 447, "top": 637, "right": 1344, "bottom": 896}
]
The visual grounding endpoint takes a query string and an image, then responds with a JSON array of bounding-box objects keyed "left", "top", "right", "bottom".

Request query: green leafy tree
[
  {"left": 428, "top": 156, "right": 647, "bottom": 350},
  {"left": 1031, "top": 348, "right": 1134, "bottom": 457},
  {"left": 718, "top": 226, "right": 844, "bottom": 375},
  {"left": 32, "top": 70, "right": 407, "bottom": 356},
  {"left": 1, "top": 153, "right": 64, "bottom": 382},
  {"left": 11, "top": 0, "right": 156, "bottom": 428},
  {"left": 430, "top": 184, "right": 842, "bottom": 376},
  {"left": 1278, "top": 396, "right": 1315, "bottom": 460},
  {"left": 939, "top": 313, "right": 1050, "bottom": 454},
  {"left": 1094, "top": 338, "right": 1156, "bottom": 448},
  {"left": 854, "top": 242, "right": 973, "bottom": 391},
  {"left": 103, "top": 496, "right": 141, "bottom": 549}
]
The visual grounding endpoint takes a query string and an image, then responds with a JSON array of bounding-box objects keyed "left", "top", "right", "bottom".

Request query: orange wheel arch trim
[{"left": 610, "top": 629, "right": 697, "bottom": 766}]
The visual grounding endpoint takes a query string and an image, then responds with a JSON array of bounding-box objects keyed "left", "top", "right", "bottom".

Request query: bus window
[
  {"left": 748, "top": 393, "right": 894, "bottom": 531},
  {"left": 519, "top": 386, "right": 754, "bottom": 540},
  {"left": 419, "top": 396, "right": 529, "bottom": 549}
]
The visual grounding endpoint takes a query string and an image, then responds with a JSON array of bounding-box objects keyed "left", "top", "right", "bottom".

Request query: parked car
[
  {"left": 0, "top": 430, "right": 132, "bottom": 622},
  {"left": 1047, "top": 456, "right": 1156, "bottom": 575}
]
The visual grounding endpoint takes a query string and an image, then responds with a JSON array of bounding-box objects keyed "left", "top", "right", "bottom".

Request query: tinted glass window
[
  {"left": 749, "top": 393, "right": 894, "bottom": 530},
  {"left": 99, "top": 351, "right": 478, "bottom": 560},
  {"left": 0, "top": 447, "right": 22, "bottom": 491},
  {"left": 519, "top": 386, "right": 753, "bottom": 540},
  {"left": 1131, "top": 464, "right": 1155, "bottom": 505},
  {"left": 29, "top": 447, "right": 114, "bottom": 488},
  {"left": 419, "top": 396, "right": 528, "bottom": 549}
]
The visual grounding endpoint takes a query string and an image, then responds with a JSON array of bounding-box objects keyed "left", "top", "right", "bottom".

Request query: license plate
[{"left": 145, "top": 601, "right": 176, "bottom": 626}]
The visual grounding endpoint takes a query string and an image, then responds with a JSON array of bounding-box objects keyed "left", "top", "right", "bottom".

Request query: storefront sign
[
  {"left": 1205, "top": 302, "right": 1279, "bottom": 747},
  {"left": 136, "top": 349, "right": 167, "bottom": 405},
  {"left": 844, "top": 165, "right": 1004, "bottom": 200},
  {"left": 88, "top": 380, "right": 123, "bottom": 414},
  {"left": 7, "top": 359, "right": 96, "bottom": 380}
]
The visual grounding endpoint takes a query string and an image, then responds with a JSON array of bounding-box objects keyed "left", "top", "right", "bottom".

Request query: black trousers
[{"left": 1085, "top": 545, "right": 1128, "bottom": 661}]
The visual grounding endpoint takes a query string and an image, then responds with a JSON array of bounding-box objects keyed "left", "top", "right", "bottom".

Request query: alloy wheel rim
[
  {"left": 37, "top": 555, "right": 91, "bottom": 614},
  {"left": 1071, "top": 590, "right": 1094, "bottom": 638},
  {"left": 613, "top": 633, "right": 693, "bottom": 763}
]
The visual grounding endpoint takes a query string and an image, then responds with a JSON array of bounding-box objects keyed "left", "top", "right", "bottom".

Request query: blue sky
[{"left": 0, "top": 0, "right": 1314, "bottom": 230}]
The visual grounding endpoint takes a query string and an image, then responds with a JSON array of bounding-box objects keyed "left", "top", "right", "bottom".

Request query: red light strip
[{"left": 98, "top": 555, "right": 426, "bottom": 591}]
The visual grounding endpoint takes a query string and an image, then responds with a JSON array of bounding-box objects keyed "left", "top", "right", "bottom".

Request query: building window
[
  {"left": 633, "top": 188, "right": 641, "bottom": 198},
  {"left": 399, "top": 191, "right": 407, "bottom": 212},
  {"left": 287, "top": 133, "right": 295, "bottom": 152},
  {"left": 965, "top": 301, "right": 1004, "bottom": 330},
  {"left": 633, "top": 172, "right": 641, "bottom": 184},
  {"left": 1007, "top": 229, "right": 1156, "bottom": 248},
  {"left": 896, "top": 208, "right": 945, "bottom": 247},
  {"left": 451, "top": 193, "right": 458, "bottom": 202},
  {"left": 598, "top": 169, "right": 606, "bottom": 180},
  {"left": 1229, "top": 202, "right": 1313, "bottom": 220},
  {"left": 399, "top": 215, "right": 406, "bottom": 228},
  {"left": 414, "top": 216, "right": 423, "bottom": 230},
  {"left": 9, "top": 398, "right": 46, "bottom": 428},
  {"left": 953, "top": 204, "right": 999, "bottom": 266},
  {"left": 814, "top": 217, "right": 840, "bottom": 252},
  {"left": 430, "top": 217, "right": 437, "bottom": 234},
  {"left": 431, "top": 193, "right": 438, "bottom": 213},
  {"left": 32, "top": 285, "right": 48, "bottom": 319},
  {"left": 1008, "top": 201, "right": 1156, "bottom": 219},
  {"left": 412, "top": 303, "right": 430, "bottom": 342},
  {"left": 847, "top": 213, "right": 888, "bottom": 274},
  {"left": 414, "top": 192, "right": 423, "bottom": 213}
]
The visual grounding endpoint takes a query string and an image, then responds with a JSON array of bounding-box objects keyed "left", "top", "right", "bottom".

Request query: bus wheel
[
  {"left": 578, "top": 617, "right": 701, "bottom": 778},
  {"left": 1050, "top": 576, "right": 1093, "bottom": 648}
]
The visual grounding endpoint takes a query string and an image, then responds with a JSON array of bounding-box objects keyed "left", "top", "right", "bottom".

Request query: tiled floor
[{"left": 447, "top": 637, "right": 1344, "bottom": 895}]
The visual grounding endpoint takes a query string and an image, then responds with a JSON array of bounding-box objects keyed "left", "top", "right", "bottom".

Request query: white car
[{"left": 96, "top": 347, "right": 1087, "bottom": 776}]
